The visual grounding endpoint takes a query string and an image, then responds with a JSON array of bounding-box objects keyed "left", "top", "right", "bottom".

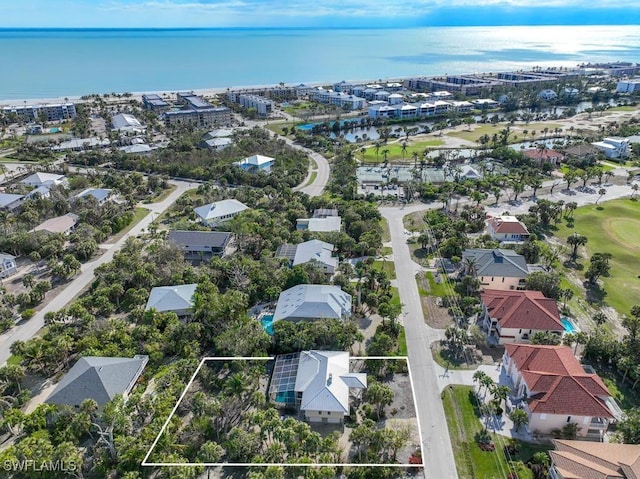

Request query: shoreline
[{"left": 0, "top": 76, "right": 411, "bottom": 107}]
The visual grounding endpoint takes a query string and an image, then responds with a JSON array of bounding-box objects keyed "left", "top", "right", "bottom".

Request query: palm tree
[
  {"left": 509, "top": 408, "right": 529, "bottom": 432},
  {"left": 596, "top": 188, "right": 607, "bottom": 204},
  {"left": 632, "top": 183, "right": 640, "bottom": 200},
  {"left": 381, "top": 149, "right": 390, "bottom": 164},
  {"left": 567, "top": 233, "right": 588, "bottom": 260},
  {"left": 492, "top": 385, "right": 511, "bottom": 411},
  {"left": 401, "top": 142, "right": 408, "bottom": 161}
]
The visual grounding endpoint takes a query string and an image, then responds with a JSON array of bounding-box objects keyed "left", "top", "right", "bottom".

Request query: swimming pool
[
  {"left": 261, "top": 314, "right": 275, "bottom": 335},
  {"left": 561, "top": 317, "right": 577, "bottom": 334}
]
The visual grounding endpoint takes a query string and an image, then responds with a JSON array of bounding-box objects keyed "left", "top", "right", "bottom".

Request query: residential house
[
  {"left": 193, "top": 199, "right": 249, "bottom": 227},
  {"left": 145, "top": 283, "right": 198, "bottom": 318},
  {"left": 296, "top": 209, "right": 342, "bottom": 232},
  {"left": 592, "top": 137, "right": 631, "bottom": 160},
  {"left": 74, "top": 188, "right": 113, "bottom": 205},
  {"left": 549, "top": 439, "right": 640, "bottom": 479},
  {"left": 202, "top": 137, "right": 233, "bottom": 150},
  {"left": 523, "top": 148, "right": 565, "bottom": 166},
  {"left": 486, "top": 216, "right": 530, "bottom": 243},
  {"left": 119, "top": 144, "right": 154, "bottom": 154},
  {"left": 234, "top": 154, "right": 275, "bottom": 173},
  {"left": 46, "top": 355, "right": 148, "bottom": 408},
  {"left": 269, "top": 350, "right": 367, "bottom": 424},
  {"left": 203, "top": 129, "right": 233, "bottom": 140},
  {"left": 167, "top": 230, "right": 231, "bottom": 261},
  {"left": 0, "top": 253, "right": 18, "bottom": 279},
  {"left": 51, "top": 137, "right": 111, "bottom": 152},
  {"left": 20, "top": 172, "right": 67, "bottom": 188},
  {"left": 276, "top": 239, "right": 338, "bottom": 275},
  {"left": 273, "top": 284, "right": 352, "bottom": 323},
  {"left": 503, "top": 344, "right": 619, "bottom": 438},
  {"left": 462, "top": 248, "right": 531, "bottom": 291},
  {"left": 0, "top": 193, "right": 25, "bottom": 211},
  {"left": 33, "top": 213, "right": 79, "bottom": 235},
  {"left": 538, "top": 89, "right": 558, "bottom": 101},
  {"left": 480, "top": 289, "right": 564, "bottom": 344}
]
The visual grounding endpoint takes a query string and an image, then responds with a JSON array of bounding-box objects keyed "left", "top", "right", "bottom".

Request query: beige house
[
  {"left": 549, "top": 440, "right": 640, "bottom": 479},
  {"left": 462, "top": 248, "right": 531, "bottom": 291},
  {"left": 486, "top": 216, "right": 530, "bottom": 243},
  {"left": 503, "top": 344, "right": 619, "bottom": 439},
  {"left": 480, "top": 289, "right": 564, "bottom": 344}
]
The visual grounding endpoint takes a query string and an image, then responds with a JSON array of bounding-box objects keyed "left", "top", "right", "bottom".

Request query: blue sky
[{"left": 2, "top": 0, "right": 640, "bottom": 27}]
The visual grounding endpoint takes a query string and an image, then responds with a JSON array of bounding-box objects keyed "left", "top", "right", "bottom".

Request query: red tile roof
[
  {"left": 481, "top": 289, "right": 564, "bottom": 331},
  {"left": 486, "top": 216, "right": 529, "bottom": 235},
  {"left": 523, "top": 148, "right": 564, "bottom": 161},
  {"left": 505, "top": 344, "right": 613, "bottom": 418}
]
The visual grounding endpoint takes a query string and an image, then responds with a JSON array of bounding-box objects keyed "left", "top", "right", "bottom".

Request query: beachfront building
[
  {"left": 164, "top": 93, "right": 232, "bottom": 128},
  {"left": 591, "top": 137, "right": 631, "bottom": 160},
  {"left": 311, "top": 89, "right": 366, "bottom": 110},
  {"left": 193, "top": 199, "right": 249, "bottom": 227},
  {"left": 234, "top": 154, "right": 275, "bottom": 173},
  {"left": 46, "top": 355, "right": 148, "bottom": 408},
  {"left": 269, "top": 350, "right": 366, "bottom": 424},
  {"left": 616, "top": 79, "right": 640, "bottom": 93},
  {"left": 276, "top": 239, "right": 338, "bottom": 276},
  {"left": 237, "top": 94, "right": 273, "bottom": 116},
  {"left": 273, "top": 284, "right": 352, "bottom": 323},
  {"left": 0, "top": 253, "right": 18, "bottom": 279},
  {"left": 486, "top": 215, "right": 530, "bottom": 243},
  {"left": 503, "top": 344, "right": 619, "bottom": 438},
  {"left": 142, "top": 94, "right": 170, "bottom": 112},
  {"left": 2, "top": 102, "right": 77, "bottom": 122},
  {"left": 480, "top": 289, "right": 564, "bottom": 344}
]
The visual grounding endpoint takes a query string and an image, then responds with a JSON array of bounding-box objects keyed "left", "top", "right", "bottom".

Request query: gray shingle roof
[
  {"left": 463, "top": 248, "right": 529, "bottom": 278},
  {"left": 46, "top": 355, "right": 148, "bottom": 407},
  {"left": 167, "top": 230, "right": 231, "bottom": 249}
]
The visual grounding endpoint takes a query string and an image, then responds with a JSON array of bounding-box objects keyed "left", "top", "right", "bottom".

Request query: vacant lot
[
  {"left": 554, "top": 199, "right": 640, "bottom": 316},
  {"left": 361, "top": 139, "right": 444, "bottom": 162}
]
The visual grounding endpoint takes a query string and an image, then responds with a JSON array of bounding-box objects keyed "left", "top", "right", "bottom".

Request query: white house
[
  {"left": 194, "top": 199, "right": 249, "bottom": 227},
  {"left": 234, "top": 154, "right": 275, "bottom": 173},
  {"left": 20, "top": 172, "right": 66, "bottom": 188},
  {"left": 145, "top": 283, "right": 198, "bottom": 318},
  {"left": 294, "top": 351, "right": 366, "bottom": 423},
  {"left": 0, "top": 253, "right": 18, "bottom": 279},
  {"left": 74, "top": 188, "right": 113, "bottom": 205},
  {"left": 503, "top": 344, "right": 618, "bottom": 439},
  {"left": 273, "top": 284, "right": 352, "bottom": 323},
  {"left": 480, "top": 289, "right": 564, "bottom": 344},
  {"left": 486, "top": 216, "right": 530, "bottom": 243},
  {"left": 275, "top": 239, "right": 338, "bottom": 275},
  {"left": 538, "top": 89, "right": 558, "bottom": 101},
  {"left": 591, "top": 137, "right": 631, "bottom": 160}
]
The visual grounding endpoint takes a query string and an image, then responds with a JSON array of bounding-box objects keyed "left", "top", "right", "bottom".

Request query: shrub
[{"left": 21, "top": 309, "right": 35, "bottom": 320}]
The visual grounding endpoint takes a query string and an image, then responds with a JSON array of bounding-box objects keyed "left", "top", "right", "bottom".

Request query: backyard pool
[
  {"left": 261, "top": 314, "right": 275, "bottom": 335},
  {"left": 561, "top": 317, "right": 578, "bottom": 334}
]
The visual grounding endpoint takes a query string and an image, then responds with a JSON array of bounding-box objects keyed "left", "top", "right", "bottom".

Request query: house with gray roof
[
  {"left": 0, "top": 193, "right": 24, "bottom": 211},
  {"left": 194, "top": 199, "right": 249, "bottom": 227},
  {"left": 273, "top": 284, "right": 352, "bottom": 323},
  {"left": 462, "top": 248, "right": 531, "bottom": 291},
  {"left": 20, "top": 172, "right": 67, "bottom": 188},
  {"left": 145, "top": 283, "right": 198, "bottom": 317},
  {"left": 46, "top": 355, "right": 148, "bottom": 407},
  {"left": 167, "top": 230, "right": 231, "bottom": 261},
  {"left": 0, "top": 253, "right": 18, "bottom": 279},
  {"left": 269, "top": 350, "right": 366, "bottom": 423},
  {"left": 74, "top": 188, "right": 113, "bottom": 205},
  {"left": 33, "top": 213, "right": 79, "bottom": 235},
  {"left": 276, "top": 239, "right": 338, "bottom": 276},
  {"left": 296, "top": 216, "right": 342, "bottom": 232}
]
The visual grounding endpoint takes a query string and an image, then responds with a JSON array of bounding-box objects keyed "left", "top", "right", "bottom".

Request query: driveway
[{"left": 0, "top": 179, "right": 193, "bottom": 366}]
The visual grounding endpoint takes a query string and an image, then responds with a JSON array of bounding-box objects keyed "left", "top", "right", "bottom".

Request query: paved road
[
  {"left": 0, "top": 180, "right": 193, "bottom": 366},
  {"left": 380, "top": 204, "right": 456, "bottom": 479}
]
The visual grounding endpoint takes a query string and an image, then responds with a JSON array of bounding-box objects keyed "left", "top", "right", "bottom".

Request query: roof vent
[{"left": 327, "top": 373, "right": 333, "bottom": 385}]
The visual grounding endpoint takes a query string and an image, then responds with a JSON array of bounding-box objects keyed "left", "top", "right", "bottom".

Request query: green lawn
[
  {"left": 598, "top": 366, "right": 640, "bottom": 411},
  {"left": 447, "top": 122, "right": 562, "bottom": 144},
  {"left": 442, "top": 385, "right": 551, "bottom": 479},
  {"left": 420, "top": 271, "right": 449, "bottom": 298},
  {"left": 404, "top": 211, "right": 427, "bottom": 232},
  {"left": 608, "top": 105, "right": 639, "bottom": 112},
  {"left": 6, "top": 355, "right": 22, "bottom": 366},
  {"left": 553, "top": 199, "right": 640, "bottom": 315},
  {"left": 397, "top": 326, "right": 408, "bottom": 356},
  {"left": 390, "top": 286, "right": 401, "bottom": 308},
  {"left": 373, "top": 260, "right": 396, "bottom": 280},
  {"left": 305, "top": 171, "right": 318, "bottom": 187},
  {"left": 361, "top": 139, "right": 444, "bottom": 162},
  {"left": 380, "top": 217, "right": 391, "bottom": 243}
]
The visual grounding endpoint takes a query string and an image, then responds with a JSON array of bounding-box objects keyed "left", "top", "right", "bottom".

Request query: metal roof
[
  {"left": 194, "top": 199, "right": 248, "bottom": 221},
  {"left": 273, "top": 284, "right": 351, "bottom": 322},
  {"left": 46, "top": 355, "right": 148, "bottom": 407},
  {"left": 145, "top": 283, "right": 197, "bottom": 312},
  {"left": 0, "top": 193, "right": 24, "bottom": 208},
  {"left": 75, "top": 188, "right": 112, "bottom": 203},
  {"left": 167, "top": 230, "right": 231, "bottom": 249},
  {"left": 20, "top": 172, "right": 65, "bottom": 186}
]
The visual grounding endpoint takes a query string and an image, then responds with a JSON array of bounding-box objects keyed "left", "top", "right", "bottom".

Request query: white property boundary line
[{"left": 142, "top": 355, "right": 424, "bottom": 468}]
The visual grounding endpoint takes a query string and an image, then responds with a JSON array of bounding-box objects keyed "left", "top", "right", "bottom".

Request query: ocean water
[{"left": 1, "top": 25, "right": 639, "bottom": 101}]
